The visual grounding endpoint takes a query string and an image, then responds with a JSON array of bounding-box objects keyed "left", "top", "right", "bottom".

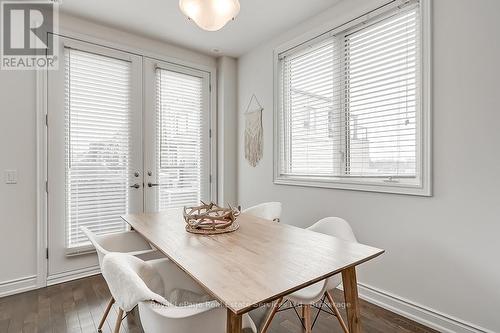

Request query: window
[
  {"left": 275, "top": 0, "right": 431, "bottom": 195},
  {"left": 65, "top": 47, "right": 132, "bottom": 248}
]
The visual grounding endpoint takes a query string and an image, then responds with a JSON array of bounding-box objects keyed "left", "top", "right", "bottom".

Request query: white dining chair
[
  {"left": 101, "top": 253, "right": 257, "bottom": 333},
  {"left": 80, "top": 226, "right": 159, "bottom": 331},
  {"left": 260, "top": 217, "right": 356, "bottom": 333},
  {"left": 242, "top": 202, "right": 282, "bottom": 222}
]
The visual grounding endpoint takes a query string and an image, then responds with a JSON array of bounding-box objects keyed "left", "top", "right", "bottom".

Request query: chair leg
[
  {"left": 260, "top": 297, "right": 283, "bottom": 333},
  {"left": 114, "top": 308, "right": 124, "bottom": 333},
  {"left": 98, "top": 297, "right": 115, "bottom": 331},
  {"left": 325, "top": 291, "right": 349, "bottom": 333},
  {"left": 303, "top": 304, "right": 312, "bottom": 333}
]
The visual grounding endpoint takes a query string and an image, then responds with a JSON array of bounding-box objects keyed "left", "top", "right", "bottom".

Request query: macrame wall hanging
[{"left": 244, "top": 94, "right": 264, "bottom": 167}]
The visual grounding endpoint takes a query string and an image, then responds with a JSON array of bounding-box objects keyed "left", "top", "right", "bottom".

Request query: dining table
[{"left": 121, "top": 208, "right": 384, "bottom": 333}]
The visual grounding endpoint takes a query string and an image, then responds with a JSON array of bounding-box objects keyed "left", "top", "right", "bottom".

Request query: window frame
[{"left": 273, "top": 0, "right": 432, "bottom": 196}]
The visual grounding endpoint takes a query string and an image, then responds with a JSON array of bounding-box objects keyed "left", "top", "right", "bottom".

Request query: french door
[{"left": 47, "top": 38, "right": 212, "bottom": 278}]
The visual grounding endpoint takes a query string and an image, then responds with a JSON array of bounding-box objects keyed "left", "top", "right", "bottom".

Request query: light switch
[{"left": 4, "top": 170, "right": 17, "bottom": 184}]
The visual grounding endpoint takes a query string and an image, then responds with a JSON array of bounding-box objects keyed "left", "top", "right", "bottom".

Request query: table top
[{"left": 122, "top": 209, "right": 384, "bottom": 314}]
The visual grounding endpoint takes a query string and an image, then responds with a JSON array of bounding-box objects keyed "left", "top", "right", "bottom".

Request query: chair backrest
[
  {"left": 80, "top": 226, "right": 154, "bottom": 267},
  {"left": 242, "top": 202, "right": 282, "bottom": 222},
  {"left": 308, "top": 217, "right": 357, "bottom": 291},
  {"left": 307, "top": 217, "right": 357, "bottom": 243},
  {"left": 101, "top": 253, "right": 168, "bottom": 312},
  {"left": 80, "top": 226, "right": 109, "bottom": 266}
]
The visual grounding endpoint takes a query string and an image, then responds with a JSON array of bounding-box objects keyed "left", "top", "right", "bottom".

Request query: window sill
[{"left": 274, "top": 175, "right": 431, "bottom": 197}]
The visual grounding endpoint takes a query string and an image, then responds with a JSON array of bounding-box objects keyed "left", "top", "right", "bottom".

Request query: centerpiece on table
[{"left": 183, "top": 201, "right": 240, "bottom": 234}]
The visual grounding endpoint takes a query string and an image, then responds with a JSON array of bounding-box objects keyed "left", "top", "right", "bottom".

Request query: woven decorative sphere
[{"left": 183, "top": 202, "right": 240, "bottom": 234}]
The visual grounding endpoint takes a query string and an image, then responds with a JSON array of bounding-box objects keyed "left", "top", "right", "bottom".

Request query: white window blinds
[
  {"left": 280, "top": 38, "right": 342, "bottom": 178},
  {"left": 344, "top": 5, "right": 419, "bottom": 178},
  {"left": 65, "top": 47, "right": 132, "bottom": 248},
  {"left": 278, "top": 0, "right": 421, "bottom": 186},
  {"left": 156, "top": 68, "right": 209, "bottom": 209}
]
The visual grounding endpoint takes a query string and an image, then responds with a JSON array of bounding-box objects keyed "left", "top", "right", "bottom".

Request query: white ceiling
[{"left": 59, "top": 0, "right": 340, "bottom": 57}]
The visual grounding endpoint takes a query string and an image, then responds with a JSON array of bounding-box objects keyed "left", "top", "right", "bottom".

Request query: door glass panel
[
  {"left": 155, "top": 68, "right": 209, "bottom": 209},
  {"left": 65, "top": 47, "right": 132, "bottom": 250}
]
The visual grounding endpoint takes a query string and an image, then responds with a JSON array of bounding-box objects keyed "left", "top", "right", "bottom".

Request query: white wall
[
  {"left": 217, "top": 56, "right": 238, "bottom": 206},
  {"left": 0, "top": 13, "right": 216, "bottom": 296},
  {"left": 59, "top": 15, "right": 216, "bottom": 68},
  {"left": 0, "top": 69, "right": 38, "bottom": 291},
  {"left": 237, "top": 0, "right": 500, "bottom": 332}
]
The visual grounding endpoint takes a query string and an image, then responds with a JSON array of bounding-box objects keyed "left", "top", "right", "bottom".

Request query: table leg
[
  {"left": 341, "top": 267, "right": 361, "bottom": 333},
  {"left": 227, "top": 308, "right": 242, "bottom": 333}
]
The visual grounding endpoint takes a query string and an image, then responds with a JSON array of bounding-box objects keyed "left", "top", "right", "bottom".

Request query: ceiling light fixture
[{"left": 179, "top": 0, "right": 240, "bottom": 31}]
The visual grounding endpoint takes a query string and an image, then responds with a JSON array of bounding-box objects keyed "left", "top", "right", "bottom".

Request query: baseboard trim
[
  {"left": 0, "top": 275, "right": 38, "bottom": 298},
  {"left": 356, "top": 283, "right": 494, "bottom": 333},
  {"left": 47, "top": 265, "right": 100, "bottom": 286}
]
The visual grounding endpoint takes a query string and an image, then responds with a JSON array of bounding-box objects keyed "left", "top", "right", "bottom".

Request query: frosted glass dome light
[{"left": 179, "top": 0, "right": 240, "bottom": 31}]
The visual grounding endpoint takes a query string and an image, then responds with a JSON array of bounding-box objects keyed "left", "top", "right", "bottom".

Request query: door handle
[
  {"left": 148, "top": 182, "right": 160, "bottom": 188},
  {"left": 130, "top": 183, "right": 141, "bottom": 189}
]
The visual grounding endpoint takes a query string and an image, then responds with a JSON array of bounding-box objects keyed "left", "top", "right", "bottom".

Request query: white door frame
[
  {"left": 36, "top": 30, "right": 217, "bottom": 288},
  {"left": 36, "top": 65, "right": 48, "bottom": 289}
]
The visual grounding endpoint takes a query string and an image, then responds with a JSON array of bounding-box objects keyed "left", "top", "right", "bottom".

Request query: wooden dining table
[{"left": 122, "top": 209, "right": 384, "bottom": 333}]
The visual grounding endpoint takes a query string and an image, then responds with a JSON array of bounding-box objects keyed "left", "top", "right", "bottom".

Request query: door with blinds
[
  {"left": 143, "top": 59, "right": 211, "bottom": 213},
  {"left": 47, "top": 38, "right": 143, "bottom": 276},
  {"left": 47, "top": 40, "right": 213, "bottom": 277}
]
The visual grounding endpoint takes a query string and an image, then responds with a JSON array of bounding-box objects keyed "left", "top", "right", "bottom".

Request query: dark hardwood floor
[{"left": 0, "top": 275, "right": 438, "bottom": 333}]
